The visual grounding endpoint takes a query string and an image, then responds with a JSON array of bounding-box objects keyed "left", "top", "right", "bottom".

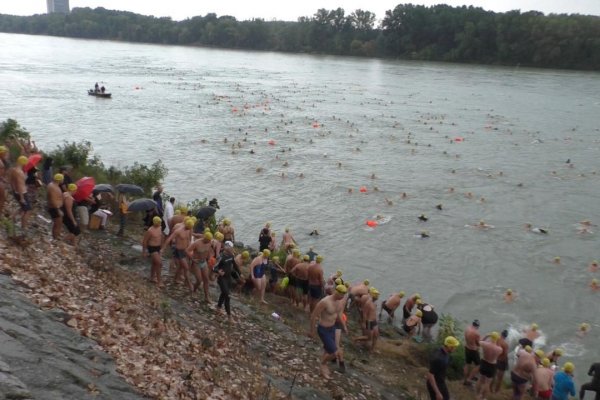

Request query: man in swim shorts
[
  {"left": 379, "top": 291, "right": 405, "bottom": 322},
  {"left": 534, "top": 358, "right": 554, "bottom": 399},
  {"left": 62, "top": 183, "right": 80, "bottom": 246},
  {"left": 307, "top": 255, "right": 325, "bottom": 312},
  {"left": 464, "top": 319, "right": 481, "bottom": 385},
  {"left": 511, "top": 346, "right": 536, "bottom": 400},
  {"left": 476, "top": 332, "right": 503, "bottom": 400},
  {"left": 309, "top": 284, "right": 347, "bottom": 380},
  {"left": 291, "top": 255, "right": 310, "bottom": 310},
  {"left": 186, "top": 230, "right": 213, "bottom": 302},
  {"left": 402, "top": 293, "right": 421, "bottom": 322},
  {"left": 354, "top": 288, "right": 381, "bottom": 351},
  {"left": 46, "top": 173, "right": 64, "bottom": 239},
  {"left": 142, "top": 216, "right": 164, "bottom": 287},
  {"left": 493, "top": 329, "right": 510, "bottom": 393},
  {"left": 403, "top": 309, "right": 423, "bottom": 338},
  {"left": 8, "top": 155, "right": 31, "bottom": 232},
  {"left": 284, "top": 248, "right": 301, "bottom": 303},
  {"left": 163, "top": 218, "right": 194, "bottom": 293}
]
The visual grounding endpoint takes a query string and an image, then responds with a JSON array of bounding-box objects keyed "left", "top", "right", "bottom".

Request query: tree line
[{"left": 1, "top": 4, "right": 600, "bottom": 70}]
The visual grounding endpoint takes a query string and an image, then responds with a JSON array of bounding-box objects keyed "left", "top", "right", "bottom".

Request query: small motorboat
[{"left": 88, "top": 90, "right": 111, "bottom": 98}]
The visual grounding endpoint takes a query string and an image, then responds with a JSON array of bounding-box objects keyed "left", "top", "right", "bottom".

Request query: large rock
[{"left": 0, "top": 275, "right": 144, "bottom": 400}]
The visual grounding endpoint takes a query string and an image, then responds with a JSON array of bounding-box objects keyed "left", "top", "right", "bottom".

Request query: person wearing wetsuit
[
  {"left": 580, "top": 362, "right": 600, "bottom": 400},
  {"left": 214, "top": 241, "right": 238, "bottom": 320}
]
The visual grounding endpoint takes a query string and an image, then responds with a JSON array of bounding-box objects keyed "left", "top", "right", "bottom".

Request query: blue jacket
[{"left": 552, "top": 371, "right": 575, "bottom": 400}]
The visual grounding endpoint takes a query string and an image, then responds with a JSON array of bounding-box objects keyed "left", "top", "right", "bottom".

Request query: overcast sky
[{"left": 1, "top": 1, "right": 599, "bottom": 21}]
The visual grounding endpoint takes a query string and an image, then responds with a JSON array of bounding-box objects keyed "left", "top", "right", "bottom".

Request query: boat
[{"left": 88, "top": 90, "right": 112, "bottom": 98}]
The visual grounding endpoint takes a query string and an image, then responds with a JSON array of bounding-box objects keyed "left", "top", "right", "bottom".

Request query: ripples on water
[{"left": 1, "top": 33, "right": 599, "bottom": 372}]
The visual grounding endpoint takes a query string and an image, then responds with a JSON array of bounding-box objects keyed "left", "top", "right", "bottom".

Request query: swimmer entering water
[
  {"left": 418, "top": 214, "right": 428, "bottom": 222},
  {"left": 504, "top": 289, "right": 515, "bottom": 303},
  {"left": 466, "top": 220, "right": 494, "bottom": 230},
  {"left": 589, "top": 260, "right": 598, "bottom": 272},
  {"left": 524, "top": 223, "right": 548, "bottom": 234},
  {"left": 309, "top": 229, "right": 320, "bottom": 236}
]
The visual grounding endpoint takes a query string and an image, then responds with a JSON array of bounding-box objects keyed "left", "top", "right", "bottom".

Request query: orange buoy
[
  {"left": 454, "top": 137, "right": 464, "bottom": 142},
  {"left": 359, "top": 186, "right": 368, "bottom": 193},
  {"left": 268, "top": 139, "right": 276, "bottom": 145},
  {"left": 341, "top": 313, "right": 348, "bottom": 323},
  {"left": 312, "top": 123, "right": 320, "bottom": 128},
  {"left": 232, "top": 107, "right": 238, "bottom": 113},
  {"left": 366, "top": 220, "right": 378, "bottom": 228}
]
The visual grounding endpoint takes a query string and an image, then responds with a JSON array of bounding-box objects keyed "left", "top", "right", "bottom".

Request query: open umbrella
[
  {"left": 115, "top": 183, "right": 144, "bottom": 195},
  {"left": 93, "top": 183, "right": 114, "bottom": 193},
  {"left": 73, "top": 176, "right": 96, "bottom": 202},
  {"left": 127, "top": 198, "right": 157, "bottom": 212},
  {"left": 196, "top": 206, "right": 217, "bottom": 219},
  {"left": 23, "top": 153, "right": 43, "bottom": 173}
]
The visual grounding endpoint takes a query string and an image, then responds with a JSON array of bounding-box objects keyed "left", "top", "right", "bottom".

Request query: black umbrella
[
  {"left": 196, "top": 206, "right": 217, "bottom": 219},
  {"left": 126, "top": 198, "right": 157, "bottom": 212},
  {"left": 115, "top": 183, "right": 144, "bottom": 195},
  {"left": 93, "top": 183, "right": 114, "bottom": 193}
]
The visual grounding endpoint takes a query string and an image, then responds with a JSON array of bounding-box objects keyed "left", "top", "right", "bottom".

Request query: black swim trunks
[
  {"left": 479, "top": 359, "right": 496, "bottom": 378},
  {"left": 308, "top": 284, "right": 322, "bottom": 299},
  {"left": 298, "top": 278, "right": 309, "bottom": 295},
  {"left": 382, "top": 301, "right": 393, "bottom": 314},
  {"left": 465, "top": 348, "right": 481, "bottom": 365},
  {"left": 62, "top": 215, "right": 81, "bottom": 236},
  {"left": 173, "top": 248, "right": 187, "bottom": 259},
  {"left": 48, "top": 207, "right": 61, "bottom": 219},
  {"left": 366, "top": 320, "right": 378, "bottom": 330},
  {"left": 511, "top": 371, "right": 528, "bottom": 385},
  {"left": 496, "top": 359, "right": 508, "bottom": 371},
  {"left": 148, "top": 246, "right": 161, "bottom": 254},
  {"left": 13, "top": 192, "right": 32, "bottom": 212}
]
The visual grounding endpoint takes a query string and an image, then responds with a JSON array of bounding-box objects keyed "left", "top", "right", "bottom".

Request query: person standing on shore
[
  {"left": 476, "top": 332, "right": 503, "bottom": 400},
  {"left": 117, "top": 193, "right": 128, "bottom": 236},
  {"left": 163, "top": 218, "right": 194, "bottom": 293},
  {"left": 282, "top": 227, "right": 296, "bottom": 252},
  {"left": 46, "top": 173, "right": 64, "bottom": 239},
  {"left": 9, "top": 155, "right": 31, "bottom": 232},
  {"left": 213, "top": 241, "right": 237, "bottom": 321},
  {"left": 307, "top": 255, "right": 324, "bottom": 312},
  {"left": 552, "top": 362, "right": 576, "bottom": 400},
  {"left": 284, "top": 248, "right": 301, "bottom": 303},
  {"left": 379, "top": 291, "right": 405, "bottom": 322},
  {"left": 511, "top": 345, "right": 536, "bottom": 400},
  {"left": 426, "top": 336, "right": 460, "bottom": 400},
  {"left": 250, "top": 249, "right": 270, "bottom": 304},
  {"left": 493, "top": 330, "right": 510, "bottom": 393},
  {"left": 142, "top": 216, "right": 164, "bottom": 288},
  {"left": 62, "top": 183, "right": 80, "bottom": 246},
  {"left": 579, "top": 361, "right": 600, "bottom": 400},
  {"left": 534, "top": 358, "right": 555, "bottom": 400},
  {"left": 463, "top": 319, "right": 481, "bottom": 386},
  {"left": 186, "top": 230, "right": 213, "bottom": 303},
  {"left": 309, "top": 284, "right": 347, "bottom": 380},
  {"left": 291, "top": 255, "right": 310, "bottom": 310},
  {"left": 218, "top": 218, "right": 235, "bottom": 242}
]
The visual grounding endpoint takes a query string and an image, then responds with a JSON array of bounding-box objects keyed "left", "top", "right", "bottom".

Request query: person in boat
[
  {"left": 100, "top": 85, "right": 106, "bottom": 93},
  {"left": 94, "top": 82, "right": 99, "bottom": 93}
]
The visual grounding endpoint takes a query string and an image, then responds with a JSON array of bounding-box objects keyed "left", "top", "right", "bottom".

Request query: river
[{"left": 1, "top": 32, "right": 599, "bottom": 375}]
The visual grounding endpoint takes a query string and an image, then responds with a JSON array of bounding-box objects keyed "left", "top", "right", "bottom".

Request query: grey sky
[{"left": 2, "top": 1, "right": 599, "bottom": 21}]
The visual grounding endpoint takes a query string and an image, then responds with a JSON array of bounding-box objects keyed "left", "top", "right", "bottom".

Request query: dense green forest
[{"left": 1, "top": 4, "right": 600, "bottom": 70}]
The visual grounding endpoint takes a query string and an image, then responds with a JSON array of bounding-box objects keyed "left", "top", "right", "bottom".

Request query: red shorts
[{"left": 537, "top": 389, "right": 552, "bottom": 399}]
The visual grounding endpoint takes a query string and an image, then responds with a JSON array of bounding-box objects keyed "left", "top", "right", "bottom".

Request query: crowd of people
[{"left": 1, "top": 136, "right": 599, "bottom": 400}]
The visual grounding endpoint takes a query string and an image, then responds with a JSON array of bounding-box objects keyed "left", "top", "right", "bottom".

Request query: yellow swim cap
[
  {"left": 535, "top": 349, "right": 545, "bottom": 358},
  {"left": 203, "top": 231, "right": 213, "bottom": 240},
  {"left": 506, "top": 288, "right": 513, "bottom": 295},
  {"left": 241, "top": 250, "right": 250, "bottom": 260},
  {"left": 335, "top": 284, "right": 347, "bottom": 294},
  {"left": 272, "top": 256, "right": 279, "bottom": 262},
  {"left": 185, "top": 219, "right": 194, "bottom": 229},
  {"left": 316, "top": 255, "right": 323, "bottom": 263},
  {"left": 335, "top": 278, "right": 342, "bottom": 285},
  {"left": 215, "top": 232, "right": 224, "bottom": 241},
  {"left": 398, "top": 291, "right": 405, "bottom": 297},
  {"left": 17, "top": 155, "right": 28, "bottom": 166},
  {"left": 416, "top": 310, "right": 423, "bottom": 317},
  {"left": 524, "top": 345, "right": 533, "bottom": 353},
  {"left": 531, "top": 323, "right": 539, "bottom": 331},
  {"left": 490, "top": 331, "right": 500, "bottom": 342},
  {"left": 336, "top": 270, "right": 342, "bottom": 277},
  {"left": 554, "top": 348, "right": 564, "bottom": 356},
  {"left": 416, "top": 298, "right": 423, "bottom": 305},
  {"left": 263, "top": 249, "right": 271, "bottom": 258},
  {"left": 414, "top": 293, "right": 421, "bottom": 299},
  {"left": 563, "top": 362, "right": 575, "bottom": 374},
  {"left": 370, "top": 287, "right": 380, "bottom": 298},
  {"left": 303, "top": 255, "right": 309, "bottom": 261},
  {"left": 67, "top": 183, "right": 77, "bottom": 192},
  {"left": 174, "top": 209, "right": 181, "bottom": 216},
  {"left": 363, "top": 279, "right": 370, "bottom": 286},
  {"left": 53, "top": 173, "right": 64, "bottom": 182},
  {"left": 265, "top": 222, "right": 271, "bottom": 228},
  {"left": 190, "top": 216, "right": 197, "bottom": 224},
  {"left": 223, "top": 218, "right": 230, "bottom": 225},
  {"left": 580, "top": 323, "right": 590, "bottom": 331},
  {"left": 180, "top": 207, "right": 188, "bottom": 214},
  {"left": 0, "top": 145, "right": 7, "bottom": 154},
  {"left": 444, "top": 336, "right": 460, "bottom": 348},
  {"left": 542, "top": 358, "right": 551, "bottom": 368},
  {"left": 152, "top": 216, "right": 161, "bottom": 226},
  {"left": 292, "top": 248, "right": 300, "bottom": 256}
]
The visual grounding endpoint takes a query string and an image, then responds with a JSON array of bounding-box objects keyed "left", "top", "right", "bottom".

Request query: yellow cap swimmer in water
[
  {"left": 335, "top": 284, "right": 347, "bottom": 294},
  {"left": 579, "top": 323, "right": 590, "bottom": 332},
  {"left": 53, "top": 173, "right": 64, "bottom": 182},
  {"left": 152, "top": 216, "right": 162, "bottom": 226},
  {"left": 444, "top": 336, "right": 460, "bottom": 348},
  {"left": 531, "top": 323, "right": 539, "bottom": 331},
  {"left": 17, "top": 155, "right": 28, "bottom": 166},
  {"left": 67, "top": 183, "right": 77, "bottom": 192}
]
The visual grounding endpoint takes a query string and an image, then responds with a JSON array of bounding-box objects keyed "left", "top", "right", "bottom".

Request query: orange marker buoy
[
  {"left": 366, "top": 220, "right": 378, "bottom": 228},
  {"left": 312, "top": 123, "right": 320, "bottom": 128},
  {"left": 341, "top": 313, "right": 347, "bottom": 323},
  {"left": 359, "top": 186, "right": 368, "bottom": 193},
  {"left": 454, "top": 137, "right": 464, "bottom": 142},
  {"left": 232, "top": 108, "right": 238, "bottom": 113}
]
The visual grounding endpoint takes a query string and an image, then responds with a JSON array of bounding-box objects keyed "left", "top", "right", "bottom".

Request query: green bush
[
  {"left": 48, "top": 141, "right": 92, "bottom": 169},
  {"left": 0, "top": 119, "right": 30, "bottom": 142},
  {"left": 122, "top": 160, "right": 168, "bottom": 195}
]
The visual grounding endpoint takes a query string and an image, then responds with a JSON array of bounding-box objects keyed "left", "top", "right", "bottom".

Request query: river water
[{"left": 1, "top": 32, "right": 599, "bottom": 373}]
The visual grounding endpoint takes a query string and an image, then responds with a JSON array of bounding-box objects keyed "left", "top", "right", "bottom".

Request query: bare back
[
  {"left": 307, "top": 263, "right": 324, "bottom": 285},
  {"left": 47, "top": 182, "right": 63, "bottom": 208},
  {"left": 464, "top": 326, "right": 481, "bottom": 350}
]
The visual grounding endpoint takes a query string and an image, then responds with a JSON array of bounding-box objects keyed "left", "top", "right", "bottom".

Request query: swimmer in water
[
  {"left": 401, "top": 192, "right": 407, "bottom": 199},
  {"left": 523, "top": 323, "right": 540, "bottom": 342},
  {"left": 576, "top": 323, "right": 590, "bottom": 338},
  {"left": 309, "top": 229, "right": 320, "bottom": 236},
  {"left": 591, "top": 278, "right": 599, "bottom": 291},
  {"left": 524, "top": 223, "right": 548, "bottom": 234},
  {"left": 504, "top": 289, "right": 515, "bottom": 303},
  {"left": 417, "top": 231, "right": 430, "bottom": 238},
  {"left": 589, "top": 260, "right": 598, "bottom": 272},
  {"left": 467, "top": 220, "right": 494, "bottom": 230},
  {"left": 418, "top": 214, "right": 428, "bottom": 222},
  {"left": 436, "top": 204, "right": 443, "bottom": 210},
  {"left": 465, "top": 192, "right": 473, "bottom": 198},
  {"left": 385, "top": 197, "right": 393, "bottom": 206},
  {"left": 553, "top": 256, "right": 561, "bottom": 264},
  {"left": 448, "top": 187, "right": 455, "bottom": 193},
  {"left": 348, "top": 188, "right": 353, "bottom": 194}
]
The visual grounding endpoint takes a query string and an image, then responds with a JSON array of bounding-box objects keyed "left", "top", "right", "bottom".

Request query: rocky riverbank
[{"left": 0, "top": 197, "right": 516, "bottom": 400}]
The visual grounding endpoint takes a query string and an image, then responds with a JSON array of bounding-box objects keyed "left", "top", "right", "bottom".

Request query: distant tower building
[{"left": 47, "top": 0, "right": 70, "bottom": 14}]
